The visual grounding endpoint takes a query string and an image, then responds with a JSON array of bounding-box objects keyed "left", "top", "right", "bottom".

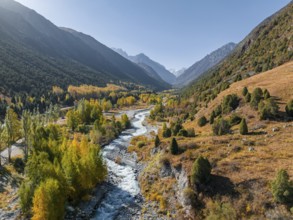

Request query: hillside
[
  {"left": 0, "top": 0, "right": 169, "bottom": 96},
  {"left": 113, "top": 48, "right": 176, "bottom": 84},
  {"left": 175, "top": 42, "right": 236, "bottom": 87},
  {"left": 183, "top": 2, "right": 292, "bottom": 102},
  {"left": 188, "top": 61, "right": 293, "bottom": 134},
  {"left": 129, "top": 61, "right": 293, "bottom": 219}
]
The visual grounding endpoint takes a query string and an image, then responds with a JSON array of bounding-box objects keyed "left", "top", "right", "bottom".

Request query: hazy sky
[{"left": 16, "top": 0, "right": 291, "bottom": 70}]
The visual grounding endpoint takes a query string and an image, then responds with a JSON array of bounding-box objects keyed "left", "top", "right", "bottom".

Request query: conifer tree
[
  {"left": 170, "top": 138, "right": 179, "bottom": 155},
  {"left": 239, "top": 118, "right": 248, "bottom": 135},
  {"left": 155, "top": 135, "right": 160, "bottom": 147}
]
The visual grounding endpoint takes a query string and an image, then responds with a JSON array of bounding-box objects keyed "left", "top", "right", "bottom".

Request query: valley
[{"left": 0, "top": 0, "right": 292, "bottom": 220}]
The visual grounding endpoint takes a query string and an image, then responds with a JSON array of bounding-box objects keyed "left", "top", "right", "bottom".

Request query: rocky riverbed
[{"left": 65, "top": 108, "right": 166, "bottom": 220}]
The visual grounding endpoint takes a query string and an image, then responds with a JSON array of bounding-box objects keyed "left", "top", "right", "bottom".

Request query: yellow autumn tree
[{"left": 32, "top": 178, "right": 65, "bottom": 220}]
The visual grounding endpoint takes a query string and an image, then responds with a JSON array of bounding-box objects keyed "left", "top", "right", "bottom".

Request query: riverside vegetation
[{"left": 0, "top": 85, "right": 162, "bottom": 219}]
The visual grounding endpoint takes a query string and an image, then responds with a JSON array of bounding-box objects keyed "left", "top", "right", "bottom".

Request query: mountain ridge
[
  {"left": 113, "top": 48, "right": 176, "bottom": 84},
  {"left": 0, "top": 0, "right": 169, "bottom": 96},
  {"left": 175, "top": 42, "right": 236, "bottom": 87}
]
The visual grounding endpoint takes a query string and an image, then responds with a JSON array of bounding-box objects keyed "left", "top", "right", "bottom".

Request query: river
[{"left": 92, "top": 109, "right": 155, "bottom": 220}]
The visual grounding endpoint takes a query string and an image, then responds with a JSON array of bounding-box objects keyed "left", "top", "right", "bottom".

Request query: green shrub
[
  {"left": 178, "top": 129, "right": 188, "bottom": 137},
  {"left": 154, "top": 135, "right": 160, "bottom": 147},
  {"left": 137, "top": 141, "right": 146, "bottom": 148},
  {"left": 229, "top": 114, "right": 242, "bottom": 126},
  {"left": 214, "top": 105, "right": 222, "bottom": 117},
  {"left": 258, "top": 98, "right": 279, "bottom": 120},
  {"left": 239, "top": 118, "right": 248, "bottom": 135},
  {"left": 245, "top": 92, "right": 251, "bottom": 103},
  {"left": 191, "top": 156, "right": 211, "bottom": 185},
  {"left": 221, "top": 94, "right": 240, "bottom": 114},
  {"left": 210, "top": 111, "right": 216, "bottom": 124},
  {"left": 242, "top": 87, "right": 248, "bottom": 96},
  {"left": 162, "top": 123, "right": 172, "bottom": 138},
  {"left": 271, "top": 169, "right": 293, "bottom": 204},
  {"left": 198, "top": 116, "right": 207, "bottom": 127},
  {"left": 170, "top": 138, "right": 179, "bottom": 155},
  {"left": 205, "top": 200, "right": 237, "bottom": 220},
  {"left": 263, "top": 89, "right": 271, "bottom": 99},
  {"left": 250, "top": 87, "right": 263, "bottom": 109},
  {"left": 163, "top": 128, "right": 172, "bottom": 138},
  {"left": 212, "top": 118, "right": 231, "bottom": 135},
  {"left": 172, "top": 122, "right": 183, "bottom": 136},
  {"left": 285, "top": 100, "right": 293, "bottom": 117}
]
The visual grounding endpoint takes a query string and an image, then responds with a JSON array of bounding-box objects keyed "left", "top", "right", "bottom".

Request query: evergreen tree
[
  {"left": 239, "top": 118, "right": 248, "bottom": 135},
  {"left": 170, "top": 138, "right": 179, "bottom": 155},
  {"left": 198, "top": 116, "right": 207, "bottom": 127},
  {"left": 271, "top": 169, "right": 293, "bottom": 204},
  {"left": 285, "top": 100, "right": 293, "bottom": 117},
  {"left": 210, "top": 111, "right": 216, "bottom": 124},
  {"left": 4, "top": 108, "right": 21, "bottom": 162},
  {"left": 263, "top": 89, "right": 271, "bottom": 100},
  {"left": 245, "top": 92, "right": 251, "bottom": 103},
  {"left": 154, "top": 135, "right": 160, "bottom": 147},
  {"left": 250, "top": 87, "right": 263, "bottom": 109},
  {"left": 242, "top": 87, "right": 248, "bottom": 96},
  {"left": 191, "top": 156, "right": 212, "bottom": 185}
]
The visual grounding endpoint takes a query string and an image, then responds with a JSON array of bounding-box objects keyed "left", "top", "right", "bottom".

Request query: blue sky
[{"left": 17, "top": 0, "right": 291, "bottom": 70}]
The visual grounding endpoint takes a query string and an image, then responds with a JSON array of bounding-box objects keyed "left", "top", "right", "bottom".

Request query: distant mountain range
[
  {"left": 175, "top": 43, "right": 236, "bottom": 87},
  {"left": 113, "top": 48, "right": 176, "bottom": 85},
  {"left": 0, "top": 0, "right": 169, "bottom": 96},
  {"left": 169, "top": 68, "right": 186, "bottom": 77}
]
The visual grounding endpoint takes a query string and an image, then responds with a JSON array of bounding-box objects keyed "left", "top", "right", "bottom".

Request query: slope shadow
[{"left": 203, "top": 174, "right": 238, "bottom": 197}]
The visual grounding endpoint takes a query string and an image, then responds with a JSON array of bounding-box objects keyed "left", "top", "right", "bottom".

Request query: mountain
[
  {"left": 169, "top": 68, "right": 186, "bottom": 77},
  {"left": 113, "top": 48, "right": 176, "bottom": 85},
  {"left": 0, "top": 0, "right": 169, "bottom": 96},
  {"left": 175, "top": 42, "right": 236, "bottom": 87},
  {"left": 183, "top": 1, "right": 293, "bottom": 100}
]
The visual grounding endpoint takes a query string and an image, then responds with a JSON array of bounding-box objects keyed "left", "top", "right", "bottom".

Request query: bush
[
  {"left": 214, "top": 105, "right": 222, "bottom": 117},
  {"left": 242, "top": 87, "right": 248, "bottom": 96},
  {"left": 258, "top": 98, "right": 279, "bottom": 120},
  {"left": 221, "top": 94, "right": 239, "bottom": 114},
  {"left": 271, "top": 169, "right": 293, "bottom": 204},
  {"left": 178, "top": 129, "right": 188, "bottom": 137},
  {"left": 154, "top": 135, "right": 160, "bottom": 147},
  {"left": 170, "top": 138, "right": 179, "bottom": 155},
  {"left": 205, "top": 200, "right": 237, "bottom": 220},
  {"left": 245, "top": 92, "right": 251, "bottom": 103},
  {"left": 137, "top": 141, "right": 146, "bottom": 148},
  {"left": 263, "top": 89, "right": 271, "bottom": 99},
  {"left": 212, "top": 118, "right": 231, "bottom": 135},
  {"left": 285, "top": 100, "right": 293, "bottom": 117},
  {"left": 198, "top": 116, "right": 207, "bottom": 127},
  {"left": 162, "top": 123, "right": 172, "bottom": 138},
  {"left": 210, "top": 111, "right": 216, "bottom": 124},
  {"left": 239, "top": 118, "right": 248, "bottom": 135},
  {"left": 229, "top": 114, "right": 242, "bottom": 126},
  {"left": 172, "top": 122, "right": 183, "bottom": 136},
  {"left": 191, "top": 156, "right": 211, "bottom": 185},
  {"left": 163, "top": 128, "right": 172, "bottom": 138},
  {"left": 250, "top": 87, "right": 263, "bottom": 109}
]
